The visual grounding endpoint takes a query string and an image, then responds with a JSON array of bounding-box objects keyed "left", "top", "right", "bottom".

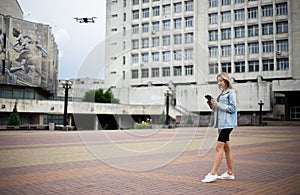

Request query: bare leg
[
  {"left": 224, "top": 141, "right": 234, "bottom": 175},
  {"left": 211, "top": 141, "right": 225, "bottom": 175}
]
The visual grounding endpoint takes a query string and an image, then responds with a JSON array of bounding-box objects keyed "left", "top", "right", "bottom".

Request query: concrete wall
[{"left": 0, "top": 0, "right": 23, "bottom": 19}]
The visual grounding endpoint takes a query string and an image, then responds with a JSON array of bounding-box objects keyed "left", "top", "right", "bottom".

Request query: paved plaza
[{"left": 0, "top": 126, "right": 299, "bottom": 194}]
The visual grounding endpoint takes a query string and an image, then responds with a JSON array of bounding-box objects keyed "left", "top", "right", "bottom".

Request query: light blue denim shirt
[{"left": 212, "top": 88, "right": 238, "bottom": 129}]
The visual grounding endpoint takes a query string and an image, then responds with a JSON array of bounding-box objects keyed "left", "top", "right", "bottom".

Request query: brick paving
[{"left": 0, "top": 126, "right": 299, "bottom": 195}]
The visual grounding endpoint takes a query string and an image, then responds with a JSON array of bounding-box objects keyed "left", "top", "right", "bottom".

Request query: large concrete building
[{"left": 105, "top": 0, "right": 300, "bottom": 123}]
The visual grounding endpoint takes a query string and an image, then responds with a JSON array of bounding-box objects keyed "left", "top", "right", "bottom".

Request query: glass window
[
  {"left": 132, "top": 40, "right": 139, "bottom": 49},
  {"left": 153, "top": 6, "right": 160, "bottom": 16},
  {"left": 24, "top": 88, "right": 34, "bottom": 99},
  {"left": 221, "top": 28, "right": 231, "bottom": 40},
  {"left": 142, "top": 23, "right": 149, "bottom": 33},
  {"left": 209, "top": 47, "right": 219, "bottom": 57},
  {"left": 262, "top": 23, "right": 273, "bottom": 35},
  {"left": 277, "top": 40, "right": 288, "bottom": 52},
  {"left": 263, "top": 59, "right": 274, "bottom": 71},
  {"left": 248, "top": 61, "right": 259, "bottom": 72},
  {"left": 222, "top": 45, "right": 231, "bottom": 56},
  {"left": 162, "top": 51, "right": 170, "bottom": 61},
  {"left": 209, "top": 64, "right": 218, "bottom": 74},
  {"left": 162, "top": 35, "right": 171, "bottom": 46},
  {"left": 209, "top": 30, "right": 218, "bottom": 41},
  {"left": 248, "top": 42, "right": 259, "bottom": 54},
  {"left": 222, "top": 0, "right": 231, "bottom": 5},
  {"left": 235, "top": 0, "right": 244, "bottom": 3},
  {"left": 276, "top": 3, "right": 288, "bottom": 15},
  {"left": 235, "top": 26, "right": 245, "bottom": 38},
  {"left": 163, "top": 4, "right": 171, "bottom": 15},
  {"left": 131, "top": 69, "right": 138, "bottom": 79},
  {"left": 132, "top": 10, "right": 139, "bottom": 20},
  {"left": 152, "top": 21, "right": 159, "bottom": 32},
  {"left": 248, "top": 7, "right": 258, "bottom": 19},
  {"left": 162, "top": 67, "right": 170, "bottom": 77},
  {"left": 277, "top": 58, "right": 289, "bottom": 70},
  {"left": 235, "top": 9, "right": 245, "bottom": 21},
  {"left": 151, "top": 68, "right": 159, "bottom": 77},
  {"left": 141, "top": 69, "right": 149, "bottom": 78},
  {"left": 142, "top": 8, "right": 149, "bottom": 18},
  {"left": 174, "top": 18, "right": 182, "bottom": 28},
  {"left": 152, "top": 37, "right": 160, "bottom": 47},
  {"left": 185, "top": 65, "right": 193, "bottom": 76},
  {"left": 174, "top": 3, "right": 182, "bottom": 13},
  {"left": 174, "top": 66, "right": 182, "bottom": 76},
  {"left": 174, "top": 50, "right": 182, "bottom": 60},
  {"left": 185, "top": 49, "right": 193, "bottom": 60},
  {"left": 262, "top": 5, "right": 273, "bottom": 17},
  {"left": 209, "top": 13, "right": 218, "bottom": 24},
  {"left": 185, "top": 17, "right": 193, "bottom": 27},
  {"left": 235, "top": 61, "right": 245, "bottom": 73},
  {"left": 235, "top": 44, "right": 245, "bottom": 55},
  {"left": 209, "top": 0, "right": 218, "bottom": 7},
  {"left": 277, "top": 22, "right": 288, "bottom": 34},
  {"left": 142, "top": 0, "right": 149, "bottom": 3},
  {"left": 174, "top": 34, "right": 182, "bottom": 44},
  {"left": 185, "top": 32, "right": 193, "bottom": 43},
  {"left": 132, "top": 54, "right": 139, "bottom": 63},
  {"left": 222, "top": 11, "right": 231, "bottom": 23},
  {"left": 262, "top": 41, "right": 274, "bottom": 53},
  {"left": 248, "top": 25, "right": 259, "bottom": 36},
  {"left": 142, "top": 38, "right": 149, "bottom": 48},
  {"left": 132, "top": 24, "right": 139, "bottom": 34},
  {"left": 185, "top": 1, "right": 193, "bottom": 11},
  {"left": 163, "top": 20, "right": 171, "bottom": 30},
  {"left": 152, "top": 52, "right": 159, "bottom": 61},
  {"left": 142, "top": 53, "right": 149, "bottom": 62},
  {"left": 133, "top": 0, "right": 139, "bottom": 5},
  {"left": 222, "top": 62, "right": 232, "bottom": 73}
]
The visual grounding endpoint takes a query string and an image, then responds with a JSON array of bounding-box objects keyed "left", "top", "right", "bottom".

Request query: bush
[
  {"left": 133, "top": 123, "right": 152, "bottom": 129},
  {"left": 7, "top": 103, "right": 21, "bottom": 126}
]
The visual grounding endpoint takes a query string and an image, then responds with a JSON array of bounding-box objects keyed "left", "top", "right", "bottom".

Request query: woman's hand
[{"left": 211, "top": 99, "right": 218, "bottom": 107}]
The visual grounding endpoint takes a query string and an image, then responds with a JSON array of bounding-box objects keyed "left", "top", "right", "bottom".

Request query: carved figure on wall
[{"left": 0, "top": 29, "right": 4, "bottom": 54}]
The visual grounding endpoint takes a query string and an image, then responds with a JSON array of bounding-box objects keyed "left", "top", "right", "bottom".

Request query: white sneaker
[
  {"left": 217, "top": 172, "right": 235, "bottom": 180},
  {"left": 201, "top": 173, "right": 218, "bottom": 183}
]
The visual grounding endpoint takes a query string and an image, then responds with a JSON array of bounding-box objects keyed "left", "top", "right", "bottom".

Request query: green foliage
[
  {"left": 133, "top": 123, "right": 152, "bottom": 129},
  {"left": 7, "top": 103, "right": 21, "bottom": 126},
  {"left": 187, "top": 114, "right": 194, "bottom": 124},
  {"left": 158, "top": 111, "right": 166, "bottom": 125},
  {"left": 82, "top": 88, "right": 119, "bottom": 103}
]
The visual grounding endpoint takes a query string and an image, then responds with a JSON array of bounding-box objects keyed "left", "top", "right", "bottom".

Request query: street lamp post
[
  {"left": 60, "top": 79, "right": 72, "bottom": 130},
  {"left": 258, "top": 100, "right": 264, "bottom": 125},
  {"left": 164, "top": 89, "right": 171, "bottom": 127}
]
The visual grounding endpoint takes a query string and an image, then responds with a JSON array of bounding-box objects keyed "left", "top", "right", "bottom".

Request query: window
[
  {"left": 151, "top": 68, "right": 159, "bottom": 77},
  {"left": 235, "top": 9, "right": 245, "bottom": 21},
  {"left": 111, "top": 28, "right": 117, "bottom": 32},
  {"left": 142, "top": 38, "right": 149, "bottom": 48},
  {"left": 132, "top": 40, "right": 139, "bottom": 49},
  {"left": 209, "top": 64, "right": 218, "bottom": 74},
  {"left": 290, "top": 107, "right": 300, "bottom": 119},
  {"left": 132, "top": 54, "right": 139, "bottom": 63},
  {"left": 185, "top": 1, "right": 193, "bottom": 11},
  {"left": 174, "top": 18, "right": 182, "bottom": 28},
  {"left": 235, "top": 44, "right": 245, "bottom": 55},
  {"left": 123, "top": 0, "right": 127, "bottom": 7},
  {"left": 112, "top": 14, "right": 118, "bottom": 18},
  {"left": 222, "top": 11, "right": 231, "bottom": 23},
  {"left": 131, "top": 69, "right": 138, "bottom": 79},
  {"left": 209, "top": 13, "right": 218, "bottom": 24},
  {"left": 277, "top": 40, "right": 288, "bottom": 52},
  {"left": 162, "top": 67, "right": 170, "bottom": 77},
  {"left": 152, "top": 52, "right": 159, "bottom": 61},
  {"left": 235, "top": 62, "right": 245, "bottom": 73},
  {"left": 235, "top": 27, "right": 245, "bottom": 38},
  {"left": 222, "top": 0, "right": 231, "bottom": 5},
  {"left": 152, "top": 21, "right": 159, "bottom": 32},
  {"left": 142, "top": 0, "right": 149, "bottom": 3},
  {"left": 153, "top": 6, "right": 160, "bottom": 16},
  {"left": 222, "top": 62, "right": 232, "bottom": 73},
  {"left": 235, "top": 0, "right": 244, "bottom": 3},
  {"left": 142, "top": 23, "right": 149, "bottom": 33},
  {"left": 248, "top": 42, "right": 259, "bottom": 54},
  {"left": 133, "top": 0, "right": 139, "bottom": 5},
  {"left": 263, "top": 59, "right": 274, "bottom": 71},
  {"left": 174, "top": 66, "right": 182, "bottom": 76},
  {"left": 262, "top": 41, "right": 274, "bottom": 53},
  {"left": 276, "top": 3, "right": 288, "bottom": 15},
  {"left": 174, "top": 3, "right": 182, "bottom": 13},
  {"left": 209, "top": 30, "right": 218, "bottom": 41},
  {"left": 262, "top": 5, "right": 273, "bottom": 17},
  {"left": 185, "top": 49, "right": 193, "bottom": 60},
  {"left": 132, "top": 25, "right": 139, "bottom": 34},
  {"left": 248, "top": 25, "right": 259, "bottom": 36},
  {"left": 162, "top": 36, "right": 171, "bottom": 46},
  {"left": 142, "top": 8, "right": 149, "bottom": 18},
  {"left": 249, "top": 61, "right": 259, "bottom": 72},
  {"left": 163, "top": 20, "right": 171, "bottom": 30},
  {"left": 185, "top": 65, "right": 193, "bottom": 76},
  {"left": 132, "top": 10, "right": 139, "bottom": 20},
  {"left": 162, "top": 51, "right": 170, "bottom": 61},
  {"left": 163, "top": 4, "right": 171, "bottom": 15},
  {"left": 248, "top": 7, "right": 258, "bottom": 19},
  {"left": 174, "top": 50, "right": 182, "bottom": 60},
  {"left": 221, "top": 28, "right": 231, "bottom": 40},
  {"left": 123, "top": 13, "right": 126, "bottom": 21},
  {"left": 142, "top": 53, "right": 149, "bottom": 62},
  {"left": 209, "top": 47, "right": 219, "bottom": 57},
  {"left": 152, "top": 37, "right": 159, "bottom": 47},
  {"left": 209, "top": 0, "right": 218, "bottom": 7},
  {"left": 277, "top": 22, "right": 288, "bottom": 34},
  {"left": 262, "top": 23, "right": 273, "bottom": 35},
  {"left": 185, "top": 32, "right": 193, "bottom": 43},
  {"left": 222, "top": 45, "right": 231, "bottom": 56},
  {"left": 185, "top": 17, "right": 193, "bottom": 27},
  {"left": 174, "top": 34, "right": 182, "bottom": 44},
  {"left": 141, "top": 69, "right": 149, "bottom": 78},
  {"left": 277, "top": 58, "right": 289, "bottom": 70}
]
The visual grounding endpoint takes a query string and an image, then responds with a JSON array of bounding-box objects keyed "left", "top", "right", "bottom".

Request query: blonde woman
[{"left": 202, "top": 72, "right": 238, "bottom": 183}]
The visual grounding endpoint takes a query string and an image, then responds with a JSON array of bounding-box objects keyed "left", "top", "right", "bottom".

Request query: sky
[{"left": 17, "top": 0, "right": 107, "bottom": 79}]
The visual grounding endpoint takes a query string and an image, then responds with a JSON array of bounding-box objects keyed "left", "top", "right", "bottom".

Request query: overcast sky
[{"left": 17, "top": 0, "right": 107, "bottom": 79}]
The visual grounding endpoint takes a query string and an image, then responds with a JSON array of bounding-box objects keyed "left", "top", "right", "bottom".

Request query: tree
[
  {"left": 82, "top": 88, "right": 119, "bottom": 103},
  {"left": 7, "top": 103, "right": 21, "bottom": 126}
]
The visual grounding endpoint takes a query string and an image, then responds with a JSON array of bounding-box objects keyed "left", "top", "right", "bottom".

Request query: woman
[{"left": 201, "top": 72, "right": 238, "bottom": 183}]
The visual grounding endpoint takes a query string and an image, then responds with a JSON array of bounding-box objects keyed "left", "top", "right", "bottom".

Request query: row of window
[
  {"left": 131, "top": 49, "right": 193, "bottom": 63},
  {"left": 209, "top": 21, "right": 288, "bottom": 41},
  {"left": 132, "top": 32, "right": 194, "bottom": 49},
  {"left": 209, "top": 0, "right": 285, "bottom": 7},
  {"left": 131, "top": 65, "right": 194, "bottom": 79},
  {"left": 209, "top": 58, "right": 289, "bottom": 74},
  {"left": 209, "top": 40, "right": 288, "bottom": 57},
  {"left": 132, "top": 17, "right": 193, "bottom": 34},
  {"left": 209, "top": 3, "right": 288, "bottom": 24}
]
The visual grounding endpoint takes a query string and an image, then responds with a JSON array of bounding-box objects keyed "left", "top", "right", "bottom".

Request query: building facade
[{"left": 105, "top": 0, "right": 300, "bottom": 123}]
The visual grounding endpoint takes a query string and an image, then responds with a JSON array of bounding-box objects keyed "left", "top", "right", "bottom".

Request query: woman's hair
[{"left": 217, "top": 72, "right": 237, "bottom": 92}]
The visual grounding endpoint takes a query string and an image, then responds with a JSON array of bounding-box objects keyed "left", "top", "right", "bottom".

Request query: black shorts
[{"left": 218, "top": 128, "right": 233, "bottom": 143}]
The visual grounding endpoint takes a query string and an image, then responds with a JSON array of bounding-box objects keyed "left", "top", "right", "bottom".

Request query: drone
[{"left": 74, "top": 17, "right": 97, "bottom": 23}]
